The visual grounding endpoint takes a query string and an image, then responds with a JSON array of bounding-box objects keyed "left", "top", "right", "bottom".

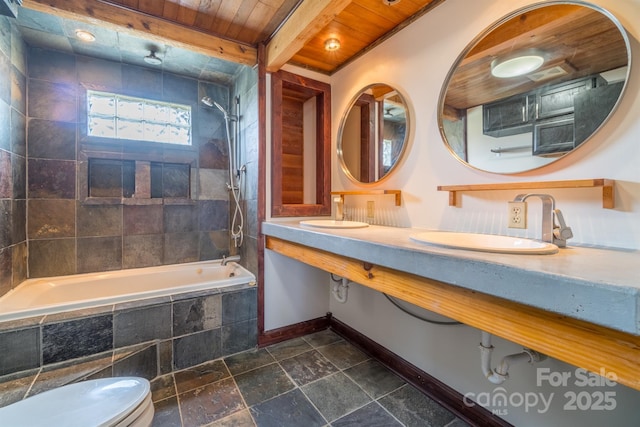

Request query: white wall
[
  {"left": 328, "top": 0, "right": 640, "bottom": 426},
  {"left": 331, "top": 0, "right": 640, "bottom": 250},
  {"left": 264, "top": 249, "right": 330, "bottom": 330}
]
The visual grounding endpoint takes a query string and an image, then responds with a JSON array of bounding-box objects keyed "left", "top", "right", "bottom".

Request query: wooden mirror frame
[{"left": 271, "top": 70, "right": 331, "bottom": 217}]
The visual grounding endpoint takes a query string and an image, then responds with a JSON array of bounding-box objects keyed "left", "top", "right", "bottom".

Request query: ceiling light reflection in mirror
[
  {"left": 338, "top": 84, "right": 410, "bottom": 184},
  {"left": 438, "top": 1, "right": 630, "bottom": 174}
]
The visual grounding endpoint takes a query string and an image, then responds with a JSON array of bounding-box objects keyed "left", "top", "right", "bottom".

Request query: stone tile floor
[{"left": 151, "top": 329, "right": 470, "bottom": 427}]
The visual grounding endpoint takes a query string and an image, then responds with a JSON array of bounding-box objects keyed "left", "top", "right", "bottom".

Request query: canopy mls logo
[{"left": 464, "top": 368, "right": 618, "bottom": 416}]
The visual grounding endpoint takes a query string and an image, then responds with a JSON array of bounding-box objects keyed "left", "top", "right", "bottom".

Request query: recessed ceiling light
[
  {"left": 382, "top": 0, "right": 401, "bottom": 5},
  {"left": 324, "top": 38, "right": 341, "bottom": 51},
  {"left": 75, "top": 30, "right": 95, "bottom": 42},
  {"left": 491, "top": 54, "right": 544, "bottom": 78}
]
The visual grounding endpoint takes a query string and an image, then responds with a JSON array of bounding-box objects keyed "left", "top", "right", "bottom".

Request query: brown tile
[
  {"left": 77, "top": 203, "right": 122, "bottom": 237},
  {"left": 0, "top": 200, "right": 10, "bottom": 248},
  {"left": 0, "top": 248, "right": 11, "bottom": 297},
  {"left": 152, "top": 395, "right": 182, "bottom": 427},
  {"left": 316, "top": 340, "right": 369, "bottom": 370},
  {"left": 0, "top": 150, "right": 11, "bottom": 198},
  {"left": 28, "top": 353, "right": 114, "bottom": 397},
  {"left": 164, "top": 232, "right": 198, "bottom": 264},
  {"left": 199, "top": 230, "right": 229, "bottom": 261},
  {"left": 0, "top": 370, "right": 37, "bottom": 408},
  {"left": 135, "top": 161, "right": 151, "bottom": 199},
  {"left": 28, "top": 238, "right": 75, "bottom": 277},
  {"left": 27, "top": 119, "right": 76, "bottom": 160},
  {"left": 11, "top": 153, "right": 25, "bottom": 199},
  {"left": 88, "top": 159, "right": 130, "bottom": 198},
  {"left": 303, "top": 329, "right": 343, "bottom": 348},
  {"left": 28, "top": 199, "right": 75, "bottom": 239},
  {"left": 278, "top": 350, "right": 339, "bottom": 387},
  {"left": 266, "top": 337, "right": 312, "bottom": 361},
  {"left": 10, "top": 109, "right": 27, "bottom": 157},
  {"left": 179, "top": 377, "right": 245, "bottom": 426},
  {"left": 224, "top": 348, "right": 275, "bottom": 376},
  {"left": 124, "top": 204, "right": 163, "bottom": 235},
  {"left": 234, "top": 363, "right": 295, "bottom": 407},
  {"left": 28, "top": 159, "right": 75, "bottom": 199},
  {"left": 174, "top": 359, "right": 230, "bottom": 394},
  {"left": 10, "top": 199, "right": 26, "bottom": 244},
  {"left": 27, "top": 80, "right": 77, "bottom": 123},
  {"left": 123, "top": 234, "right": 163, "bottom": 268},
  {"left": 199, "top": 138, "right": 228, "bottom": 169},
  {"left": 76, "top": 236, "right": 122, "bottom": 273},
  {"left": 10, "top": 241, "right": 27, "bottom": 288},
  {"left": 151, "top": 374, "right": 176, "bottom": 402},
  {"left": 164, "top": 205, "right": 197, "bottom": 233},
  {"left": 206, "top": 409, "right": 255, "bottom": 426}
]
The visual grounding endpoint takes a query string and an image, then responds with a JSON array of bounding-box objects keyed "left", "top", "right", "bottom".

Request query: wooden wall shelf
[
  {"left": 438, "top": 179, "right": 614, "bottom": 209},
  {"left": 331, "top": 190, "right": 402, "bottom": 206}
]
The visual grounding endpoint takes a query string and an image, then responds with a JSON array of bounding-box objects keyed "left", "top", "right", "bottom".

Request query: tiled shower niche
[{"left": 87, "top": 158, "right": 191, "bottom": 201}]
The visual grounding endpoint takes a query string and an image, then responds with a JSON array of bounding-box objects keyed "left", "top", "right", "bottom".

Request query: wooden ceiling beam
[
  {"left": 265, "top": 0, "right": 352, "bottom": 73},
  {"left": 22, "top": 0, "right": 258, "bottom": 66}
]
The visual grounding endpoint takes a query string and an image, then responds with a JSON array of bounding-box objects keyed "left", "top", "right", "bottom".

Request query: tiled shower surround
[
  {"left": 0, "top": 17, "right": 28, "bottom": 297},
  {"left": 0, "top": 285, "right": 257, "bottom": 394},
  {"left": 22, "top": 45, "right": 248, "bottom": 282}
]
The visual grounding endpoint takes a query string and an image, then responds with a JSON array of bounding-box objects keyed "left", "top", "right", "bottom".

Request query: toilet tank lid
[{"left": 0, "top": 377, "right": 151, "bottom": 427}]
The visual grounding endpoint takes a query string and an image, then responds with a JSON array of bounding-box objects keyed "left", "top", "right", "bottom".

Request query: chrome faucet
[
  {"left": 334, "top": 195, "right": 345, "bottom": 221},
  {"left": 512, "top": 194, "right": 573, "bottom": 247},
  {"left": 221, "top": 255, "right": 241, "bottom": 266}
]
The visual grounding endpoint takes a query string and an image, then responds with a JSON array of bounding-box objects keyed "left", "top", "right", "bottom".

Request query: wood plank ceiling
[{"left": 21, "top": 0, "right": 446, "bottom": 75}]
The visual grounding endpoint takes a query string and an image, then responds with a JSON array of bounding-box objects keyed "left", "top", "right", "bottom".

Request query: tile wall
[
  {"left": 233, "top": 65, "right": 259, "bottom": 276},
  {"left": 0, "top": 285, "right": 257, "bottom": 378},
  {"left": 0, "top": 17, "right": 27, "bottom": 297},
  {"left": 23, "top": 46, "right": 245, "bottom": 282}
]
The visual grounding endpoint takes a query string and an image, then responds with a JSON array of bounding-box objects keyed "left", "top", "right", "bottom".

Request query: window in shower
[{"left": 87, "top": 90, "right": 192, "bottom": 146}]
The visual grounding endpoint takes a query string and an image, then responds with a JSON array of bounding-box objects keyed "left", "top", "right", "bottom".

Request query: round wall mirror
[
  {"left": 338, "top": 84, "right": 409, "bottom": 183},
  {"left": 438, "top": 1, "right": 630, "bottom": 174}
]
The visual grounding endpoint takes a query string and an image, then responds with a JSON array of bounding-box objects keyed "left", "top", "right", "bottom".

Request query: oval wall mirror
[
  {"left": 338, "top": 84, "right": 409, "bottom": 183},
  {"left": 438, "top": 1, "right": 630, "bottom": 174}
]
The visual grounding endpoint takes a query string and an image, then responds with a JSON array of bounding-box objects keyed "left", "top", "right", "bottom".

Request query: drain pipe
[
  {"left": 331, "top": 276, "right": 350, "bottom": 303},
  {"left": 480, "top": 331, "right": 546, "bottom": 384}
]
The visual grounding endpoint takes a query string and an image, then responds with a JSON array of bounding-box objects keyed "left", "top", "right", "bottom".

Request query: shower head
[{"left": 201, "top": 96, "right": 228, "bottom": 116}]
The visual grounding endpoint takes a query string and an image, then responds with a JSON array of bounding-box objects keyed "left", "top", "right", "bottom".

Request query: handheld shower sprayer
[
  {"left": 201, "top": 96, "right": 230, "bottom": 119},
  {"left": 200, "top": 95, "right": 244, "bottom": 248}
]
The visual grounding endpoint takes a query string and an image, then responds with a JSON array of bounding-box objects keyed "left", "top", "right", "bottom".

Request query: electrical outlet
[
  {"left": 366, "top": 201, "right": 375, "bottom": 219},
  {"left": 508, "top": 201, "right": 527, "bottom": 229}
]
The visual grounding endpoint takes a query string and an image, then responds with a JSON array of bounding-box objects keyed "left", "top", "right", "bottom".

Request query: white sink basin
[
  {"left": 300, "top": 220, "right": 369, "bottom": 229},
  {"left": 410, "top": 231, "right": 558, "bottom": 255}
]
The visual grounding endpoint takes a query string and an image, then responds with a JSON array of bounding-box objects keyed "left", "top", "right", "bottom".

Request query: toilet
[{"left": 0, "top": 377, "right": 154, "bottom": 427}]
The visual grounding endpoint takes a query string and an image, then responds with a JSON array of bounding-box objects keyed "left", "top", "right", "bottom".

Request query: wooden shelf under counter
[
  {"left": 438, "top": 179, "right": 614, "bottom": 209},
  {"left": 331, "top": 190, "right": 402, "bottom": 206}
]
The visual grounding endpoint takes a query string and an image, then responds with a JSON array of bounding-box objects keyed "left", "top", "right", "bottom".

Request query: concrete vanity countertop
[{"left": 262, "top": 220, "right": 640, "bottom": 335}]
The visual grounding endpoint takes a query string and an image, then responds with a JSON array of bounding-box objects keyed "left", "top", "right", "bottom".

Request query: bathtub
[{"left": 0, "top": 260, "right": 256, "bottom": 323}]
